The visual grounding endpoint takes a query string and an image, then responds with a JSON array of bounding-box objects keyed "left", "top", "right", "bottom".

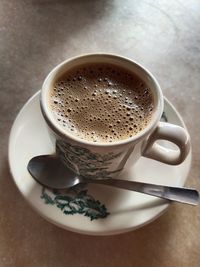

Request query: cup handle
[{"left": 142, "top": 122, "right": 191, "bottom": 165}]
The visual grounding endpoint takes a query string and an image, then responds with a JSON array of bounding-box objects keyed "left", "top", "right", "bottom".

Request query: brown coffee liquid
[{"left": 49, "top": 63, "right": 154, "bottom": 143}]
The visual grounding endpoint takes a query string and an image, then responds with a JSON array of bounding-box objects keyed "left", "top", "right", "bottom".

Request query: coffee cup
[{"left": 40, "top": 54, "right": 190, "bottom": 179}]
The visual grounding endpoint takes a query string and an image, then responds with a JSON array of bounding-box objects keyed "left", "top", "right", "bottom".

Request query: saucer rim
[{"left": 8, "top": 91, "right": 192, "bottom": 235}]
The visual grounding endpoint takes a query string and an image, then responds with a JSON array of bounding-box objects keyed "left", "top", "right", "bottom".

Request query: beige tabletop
[{"left": 0, "top": 0, "right": 200, "bottom": 266}]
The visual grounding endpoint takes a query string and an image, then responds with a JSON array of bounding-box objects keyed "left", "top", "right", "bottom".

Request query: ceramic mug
[{"left": 40, "top": 54, "right": 190, "bottom": 179}]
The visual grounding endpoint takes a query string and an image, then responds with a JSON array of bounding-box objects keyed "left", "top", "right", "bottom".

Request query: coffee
[{"left": 49, "top": 63, "right": 154, "bottom": 143}]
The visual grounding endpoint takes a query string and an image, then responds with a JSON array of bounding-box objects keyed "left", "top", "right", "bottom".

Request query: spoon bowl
[{"left": 28, "top": 155, "right": 82, "bottom": 189}]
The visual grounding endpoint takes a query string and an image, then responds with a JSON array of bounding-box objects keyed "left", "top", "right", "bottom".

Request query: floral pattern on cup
[
  {"left": 56, "top": 140, "right": 122, "bottom": 179},
  {"left": 161, "top": 111, "right": 168, "bottom": 122}
]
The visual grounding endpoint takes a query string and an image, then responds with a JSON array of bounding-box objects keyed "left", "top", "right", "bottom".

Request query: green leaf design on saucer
[{"left": 41, "top": 187, "right": 109, "bottom": 221}]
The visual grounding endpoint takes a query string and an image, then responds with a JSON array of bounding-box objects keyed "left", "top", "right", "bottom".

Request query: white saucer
[{"left": 8, "top": 91, "right": 191, "bottom": 236}]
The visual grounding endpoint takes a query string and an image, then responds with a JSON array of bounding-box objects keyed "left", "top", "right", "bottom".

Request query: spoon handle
[{"left": 87, "top": 178, "right": 199, "bottom": 205}]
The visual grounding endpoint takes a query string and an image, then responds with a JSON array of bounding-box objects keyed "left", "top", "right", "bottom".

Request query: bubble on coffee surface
[{"left": 49, "top": 63, "right": 154, "bottom": 143}]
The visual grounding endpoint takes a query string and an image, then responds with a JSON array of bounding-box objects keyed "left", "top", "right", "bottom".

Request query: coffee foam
[{"left": 49, "top": 63, "right": 154, "bottom": 143}]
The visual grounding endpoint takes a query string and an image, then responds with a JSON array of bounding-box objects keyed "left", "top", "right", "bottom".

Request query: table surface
[{"left": 0, "top": 0, "right": 200, "bottom": 266}]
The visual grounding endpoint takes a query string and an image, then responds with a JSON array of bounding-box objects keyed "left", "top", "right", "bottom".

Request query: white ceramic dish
[{"left": 8, "top": 91, "right": 191, "bottom": 235}]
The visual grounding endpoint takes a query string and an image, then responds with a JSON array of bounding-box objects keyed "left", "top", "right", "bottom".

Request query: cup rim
[{"left": 41, "top": 53, "right": 164, "bottom": 147}]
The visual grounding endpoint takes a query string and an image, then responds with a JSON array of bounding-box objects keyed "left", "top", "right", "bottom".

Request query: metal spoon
[{"left": 27, "top": 155, "right": 199, "bottom": 206}]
